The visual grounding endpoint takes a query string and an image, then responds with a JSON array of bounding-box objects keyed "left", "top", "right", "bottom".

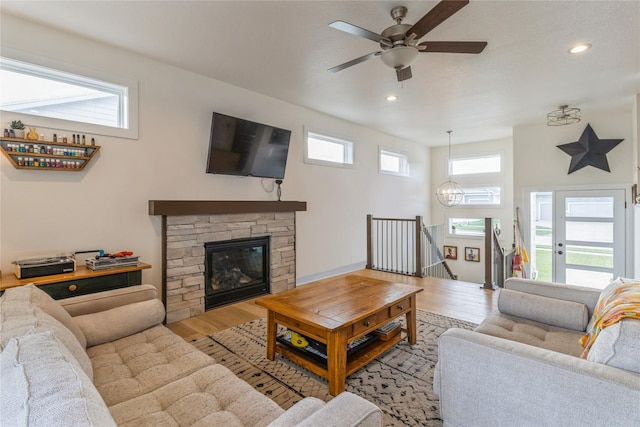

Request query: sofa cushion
[
  {"left": 74, "top": 298, "right": 165, "bottom": 347},
  {"left": 587, "top": 319, "right": 640, "bottom": 373},
  {"left": 0, "top": 331, "right": 116, "bottom": 426},
  {"left": 88, "top": 325, "right": 216, "bottom": 406},
  {"left": 0, "top": 290, "right": 93, "bottom": 379},
  {"left": 505, "top": 278, "right": 602, "bottom": 318},
  {"left": 498, "top": 288, "right": 589, "bottom": 331},
  {"left": 2, "top": 284, "right": 87, "bottom": 348},
  {"left": 108, "top": 363, "right": 284, "bottom": 427},
  {"left": 474, "top": 312, "right": 584, "bottom": 357}
]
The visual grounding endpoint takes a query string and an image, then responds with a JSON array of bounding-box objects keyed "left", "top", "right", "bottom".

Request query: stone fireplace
[{"left": 149, "top": 200, "right": 307, "bottom": 323}]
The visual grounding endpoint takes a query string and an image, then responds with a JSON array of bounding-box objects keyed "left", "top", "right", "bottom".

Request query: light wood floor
[{"left": 167, "top": 269, "right": 498, "bottom": 341}]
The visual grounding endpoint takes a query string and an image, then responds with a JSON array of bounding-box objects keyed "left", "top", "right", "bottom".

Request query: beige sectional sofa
[
  {"left": 0, "top": 284, "right": 382, "bottom": 426},
  {"left": 434, "top": 277, "right": 640, "bottom": 427}
]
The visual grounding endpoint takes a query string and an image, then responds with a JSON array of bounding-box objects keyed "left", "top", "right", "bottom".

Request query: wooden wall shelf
[{"left": 0, "top": 137, "right": 101, "bottom": 171}]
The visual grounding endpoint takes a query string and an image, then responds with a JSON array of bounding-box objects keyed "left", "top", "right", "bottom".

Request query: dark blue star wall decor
[{"left": 556, "top": 124, "right": 624, "bottom": 174}]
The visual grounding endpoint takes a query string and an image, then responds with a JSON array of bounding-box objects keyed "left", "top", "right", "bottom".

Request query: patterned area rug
[{"left": 191, "top": 310, "right": 476, "bottom": 426}]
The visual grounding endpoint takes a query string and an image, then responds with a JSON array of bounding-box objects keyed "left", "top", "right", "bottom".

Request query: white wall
[
  {"left": 0, "top": 15, "right": 430, "bottom": 288},
  {"left": 513, "top": 107, "right": 637, "bottom": 279},
  {"left": 633, "top": 94, "right": 640, "bottom": 278},
  {"left": 430, "top": 137, "right": 514, "bottom": 283}
]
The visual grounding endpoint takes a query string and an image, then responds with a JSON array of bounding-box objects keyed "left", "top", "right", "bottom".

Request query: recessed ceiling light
[
  {"left": 569, "top": 43, "right": 591, "bottom": 54},
  {"left": 386, "top": 95, "right": 398, "bottom": 101}
]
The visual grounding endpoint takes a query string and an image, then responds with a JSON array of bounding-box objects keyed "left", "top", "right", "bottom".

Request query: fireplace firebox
[{"left": 204, "top": 236, "right": 270, "bottom": 310}]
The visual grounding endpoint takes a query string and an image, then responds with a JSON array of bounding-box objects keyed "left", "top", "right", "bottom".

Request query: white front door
[{"left": 553, "top": 189, "right": 626, "bottom": 288}]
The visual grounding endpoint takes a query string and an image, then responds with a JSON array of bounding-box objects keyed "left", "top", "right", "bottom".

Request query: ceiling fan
[{"left": 328, "top": 0, "right": 487, "bottom": 82}]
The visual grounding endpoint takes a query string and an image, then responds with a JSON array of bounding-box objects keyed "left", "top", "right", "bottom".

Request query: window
[
  {"left": 304, "top": 130, "right": 354, "bottom": 167},
  {"left": 0, "top": 55, "right": 138, "bottom": 139},
  {"left": 450, "top": 154, "right": 501, "bottom": 176},
  {"left": 379, "top": 147, "right": 409, "bottom": 176},
  {"left": 448, "top": 217, "right": 501, "bottom": 237},
  {"left": 459, "top": 186, "right": 502, "bottom": 206}
]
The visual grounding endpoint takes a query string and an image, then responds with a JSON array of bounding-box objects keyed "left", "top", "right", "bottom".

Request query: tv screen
[{"left": 206, "top": 112, "right": 291, "bottom": 179}]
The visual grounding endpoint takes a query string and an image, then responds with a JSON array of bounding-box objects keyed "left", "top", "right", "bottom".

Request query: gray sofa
[
  {"left": 434, "top": 277, "right": 640, "bottom": 427},
  {"left": 0, "top": 283, "right": 382, "bottom": 426}
]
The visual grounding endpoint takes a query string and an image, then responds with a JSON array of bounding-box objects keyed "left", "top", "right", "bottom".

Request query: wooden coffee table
[{"left": 255, "top": 275, "right": 422, "bottom": 395}]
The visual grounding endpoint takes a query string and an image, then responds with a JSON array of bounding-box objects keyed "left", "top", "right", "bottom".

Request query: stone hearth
[{"left": 149, "top": 201, "right": 306, "bottom": 323}]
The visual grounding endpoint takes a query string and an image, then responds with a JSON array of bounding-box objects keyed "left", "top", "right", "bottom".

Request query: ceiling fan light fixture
[
  {"left": 547, "top": 105, "right": 581, "bottom": 126},
  {"left": 380, "top": 46, "right": 419, "bottom": 69},
  {"left": 569, "top": 43, "right": 591, "bottom": 54}
]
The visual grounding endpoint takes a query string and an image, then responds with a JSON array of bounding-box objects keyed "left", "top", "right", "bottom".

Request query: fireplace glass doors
[{"left": 204, "top": 236, "right": 270, "bottom": 310}]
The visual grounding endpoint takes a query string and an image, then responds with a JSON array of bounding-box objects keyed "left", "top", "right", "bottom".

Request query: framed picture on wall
[
  {"left": 444, "top": 245, "right": 458, "bottom": 260},
  {"left": 465, "top": 247, "right": 480, "bottom": 262}
]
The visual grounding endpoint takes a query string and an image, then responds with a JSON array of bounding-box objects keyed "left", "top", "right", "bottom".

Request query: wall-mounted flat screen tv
[{"left": 206, "top": 112, "right": 292, "bottom": 179}]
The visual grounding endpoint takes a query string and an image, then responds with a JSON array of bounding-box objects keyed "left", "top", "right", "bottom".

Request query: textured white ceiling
[{"left": 1, "top": 1, "right": 639, "bottom": 145}]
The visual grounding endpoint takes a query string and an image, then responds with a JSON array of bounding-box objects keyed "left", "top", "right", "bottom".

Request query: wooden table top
[{"left": 255, "top": 275, "right": 422, "bottom": 331}]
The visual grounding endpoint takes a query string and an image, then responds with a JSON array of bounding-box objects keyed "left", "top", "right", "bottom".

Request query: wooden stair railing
[{"left": 366, "top": 215, "right": 456, "bottom": 280}]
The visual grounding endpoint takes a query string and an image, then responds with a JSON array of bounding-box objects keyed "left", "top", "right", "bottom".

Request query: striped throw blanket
[{"left": 580, "top": 278, "right": 640, "bottom": 359}]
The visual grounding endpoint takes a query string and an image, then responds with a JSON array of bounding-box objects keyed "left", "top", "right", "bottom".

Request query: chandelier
[
  {"left": 547, "top": 105, "right": 581, "bottom": 126},
  {"left": 435, "top": 131, "right": 464, "bottom": 207}
]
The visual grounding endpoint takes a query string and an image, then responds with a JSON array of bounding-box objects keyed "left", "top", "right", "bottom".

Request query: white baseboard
[{"left": 296, "top": 261, "right": 366, "bottom": 286}]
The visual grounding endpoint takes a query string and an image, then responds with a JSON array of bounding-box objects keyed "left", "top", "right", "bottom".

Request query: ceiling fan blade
[
  {"left": 406, "top": 0, "right": 469, "bottom": 40},
  {"left": 396, "top": 66, "right": 413, "bottom": 82},
  {"left": 418, "top": 41, "right": 487, "bottom": 54},
  {"left": 328, "top": 52, "right": 381, "bottom": 73},
  {"left": 329, "top": 21, "right": 390, "bottom": 44}
]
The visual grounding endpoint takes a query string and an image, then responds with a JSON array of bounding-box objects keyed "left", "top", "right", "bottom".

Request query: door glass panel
[
  {"left": 565, "top": 221, "right": 613, "bottom": 243},
  {"left": 565, "top": 197, "right": 613, "bottom": 218},
  {"left": 565, "top": 245, "right": 613, "bottom": 269},
  {"left": 566, "top": 269, "right": 612, "bottom": 289},
  {"left": 530, "top": 192, "right": 552, "bottom": 282},
  {"left": 552, "top": 189, "right": 625, "bottom": 289}
]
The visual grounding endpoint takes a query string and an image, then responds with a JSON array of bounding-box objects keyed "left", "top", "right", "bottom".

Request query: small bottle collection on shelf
[{"left": 0, "top": 128, "right": 101, "bottom": 172}]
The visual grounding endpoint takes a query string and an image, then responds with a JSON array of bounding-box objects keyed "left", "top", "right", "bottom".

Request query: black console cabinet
[{"left": 1, "top": 263, "right": 151, "bottom": 299}]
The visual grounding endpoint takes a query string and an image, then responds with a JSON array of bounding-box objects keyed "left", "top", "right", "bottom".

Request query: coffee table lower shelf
[{"left": 274, "top": 330, "right": 405, "bottom": 380}]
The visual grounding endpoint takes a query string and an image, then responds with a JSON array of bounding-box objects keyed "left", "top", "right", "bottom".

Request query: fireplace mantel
[{"left": 149, "top": 200, "right": 307, "bottom": 216}]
